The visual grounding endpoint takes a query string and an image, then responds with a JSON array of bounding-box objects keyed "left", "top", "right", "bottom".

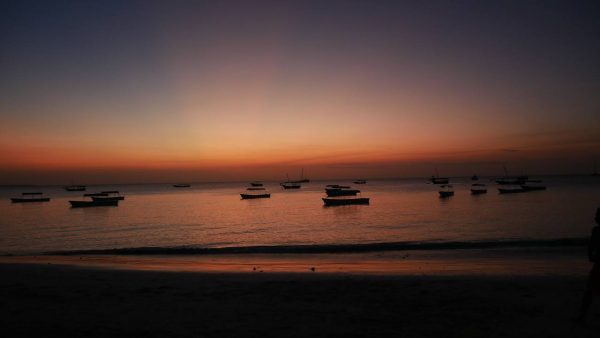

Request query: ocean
[{"left": 1, "top": 176, "right": 598, "bottom": 255}]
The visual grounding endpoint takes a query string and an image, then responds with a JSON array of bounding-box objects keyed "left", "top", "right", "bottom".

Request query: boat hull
[
  {"left": 91, "top": 196, "right": 125, "bottom": 201},
  {"left": 69, "top": 200, "right": 119, "bottom": 208},
  {"left": 65, "top": 187, "right": 86, "bottom": 192},
  {"left": 240, "top": 193, "right": 270, "bottom": 199},
  {"left": 325, "top": 189, "right": 360, "bottom": 197},
  {"left": 470, "top": 189, "right": 487, "bottom": 195},
  {"left": 281, "top": 184, "right": 301, "bottom": 189},
  {"left": 438, "top": 191, "right": 454, "bottom": 198},
  {"left": 498, "top": 187, "right": 525, "bottom": 194},
  {"left": 322, "top": 197, "right": 369, "bottom": 206},
  {"left": 173, "top": 184, "right": 191, "bottom": 188},
  {"left": 11, "top": 198, "right": 50, "bottom": 203}
]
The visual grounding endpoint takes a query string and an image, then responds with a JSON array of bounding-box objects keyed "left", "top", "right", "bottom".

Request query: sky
[{"left": 1, "top": 0, "right": 599, "bottom": 184}]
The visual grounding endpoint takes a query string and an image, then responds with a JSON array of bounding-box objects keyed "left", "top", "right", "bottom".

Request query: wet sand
[{"left": 1, "top": 250, "right": 599, "bottom": 337}]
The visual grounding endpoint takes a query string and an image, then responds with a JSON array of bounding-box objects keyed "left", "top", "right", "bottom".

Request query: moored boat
[
  {"left": 354, "top": 180, "right": 367, "bottom": 184},
  {"left": 64, "top": 185, "right": 86, "bottom": 191},
  {"left": 69, "top": 199, "right": 119, "bottom": 208},
  {"left": 11, "top": 192, "right": 51, "bottom": 203},
  {"left": 325, "top": 187, "right": 361, "bottom": 197},
  {"left": 498, "top": 186, "right": 525, "bottom": 194},
  {"left": 99, "top": 191, "right": 125, "bottom": 200},
  {"left": 83, "top": 193, "right": 108, "bottom": 197},
  {"left": 322, "top": 197, "right": 369, "bottom": 206},
  {"left": 240, "top": 193, "right": 271, "bottom": 199},
  {"left": 250, "top": 182, "right": 264, "bottom": 187},
  {"left": 173, "top": 184, "right": 191, "bottom": 188},
  {"left": 246, "top": 187, "right": 266, "bottom": 191},
  {"left": 281, "top": 182, "right": 301, "bottom": 189},
  {"left": 438, "top": 185, "right": 454, "bottom": 198},
  {"left": 520, "top": 181, "right": 546, "bottom": 191},
  {"left": 470, "top": 183, "right": 487, "bottom": 195}
]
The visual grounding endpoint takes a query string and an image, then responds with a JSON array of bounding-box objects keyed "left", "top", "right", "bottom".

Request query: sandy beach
[{"left": 1, "top": 250, "right": 598, "bottom": 337}]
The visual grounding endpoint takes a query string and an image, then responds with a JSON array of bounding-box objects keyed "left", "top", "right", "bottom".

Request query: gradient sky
[{"left": 1, "top": 0, "right": 599, "bottom": 184}]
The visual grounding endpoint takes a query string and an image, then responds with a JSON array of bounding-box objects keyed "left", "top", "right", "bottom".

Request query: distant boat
[
  {"left": 281, "top": 182, "right": 301, "bottom": 189},
  {"left": 325, "top": 187, "right": 361, "bottom": 197},
  {"left": 91, "top": 191, "right": 125, "bottom": 201},
  {"left": 430, "top": 167, "right": 449, "bottom": 184},
  {"left": 498, "top": 186, "right": 525, "bottom": 194},
  {"left": 83, "top": 193, "right": 108, "bottom": 197},
  {"left": 246, "top": 187, "right": 266, "bottom": 191},
  {"left": 471, "top": 174, "right": 479, "bottom": 181},
  {"left": 496, "top": 165, "right": 527, "bottom": 185},
  {"left": 173, "top": 184, "right": 191, "bottom": 188},
  {"left": 11, "top": 192, "right": 50, "bottom": 203},
  {"left": 287, "top": 168, "right": 310, "bottom": 183},
  {"left": 521, "top": 181, "right": 547, "bottom": 191},
  {"left": 64, "top": 185, "right": 86, "bottom": 191},
  {"left": 470, "top": 183, "right": 487, "bottom": 195},
  {"left": 69, "top": 198, "right": 119, "bottom": 208},
  {"left": 322, "top": 197, "right": 369, "bottom": 206},
  {"left": 250, "top": 182, "right": 264, "bottom": 187},
  {"left": 326, "top": 184, "right": 351, "bottom": 189},
  {"left": 438, "top": 185, "right": 454, "bottom": 198},
  {"left": 240, "top": 193, "right": 271, "bottom": 199},
  {"left": 354, "top": 180, "right": 367, "bottom": 184}
]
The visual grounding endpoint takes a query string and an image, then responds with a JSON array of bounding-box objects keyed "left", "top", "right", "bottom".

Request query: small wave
[{"left": 44, "top": 238, "right": 587, "bottom": 256}]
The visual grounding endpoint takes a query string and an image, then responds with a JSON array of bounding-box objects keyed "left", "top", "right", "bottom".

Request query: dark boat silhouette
[
  {"left": 471, "top": 174, "right": 479, "bottom": 181},
  {"left": 246, "top": 187, "right": 266, "bottom": 191},
  {"left": 286, "top": 168, "right": 309, "bottom": 183},
  {"left": 250, "top": 182, "right": 264, "bottom": 187},
  {"left": 325, "top": 187, "right": 361, "bottom": 197},
  {"left": 173, "top": 184, "right": 191, "bottom": 188},
  {"left": 241, "top": 193, "right": 271, "bottom": 199},
  {"left": 438, "top": 185, "right": 454, "bottom": 198},
  {"left": 498, "top": 186, "right": 525, "bottom": 194},
  {"left": 322, "top": 197, "right": 369, "bottom": 206},
  {"left": 69, "top": 198, "right": 118, "bottom": 208},
  {"left": 326, "top": 184, "right": 351, "bottom": 189},
  {"left": 430, "top": 167, "right": 449, "bottom": 184},
  {"left": 470, "top": 183, "right": 487, "bottom": 195},
  {"left": 83, "top": 193, "right": 108, "bottom": 197},
  {"left": 11, "top": 192, "right": 50, "bottom": 203},
  {"left": 97, "top": 191, "right": 125, "bottom": 200},
  {"left": 64, "top": 185, "right": 86, "bottom": 191},
  {"left": 495, "top": 165, "right": 527, "bottom": 185},
  {"left": 354, "top": 180, "right": 367, "bottom": 184},
  {"left": 281, "top": 182, "right": 301, "bottom": 189}
]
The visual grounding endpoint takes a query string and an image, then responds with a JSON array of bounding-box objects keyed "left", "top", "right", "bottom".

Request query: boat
[
  {"left": 354, "top": 180, "right": 367, "bottom": 184},
  {"left": 11, "top": 192, "right": 51, "bottom": 203},
  {"left": 241, "top": 193, "right": 271, "bottom": 199},
  {"left": 322, "top": 197, "right": 369, "bottom": 206},
  {"left": 470, "top": 183, "right": 487, "bottom": 195},
  {"left": 498, "top": 186, "right": 525, "bottom": 194},
  {"left": 520, "top": 181, "right": 546, "bottom": 191},
  {"left": 287, "top": 168, "right": 310, "bottom": 183},
  {"left": 250, "top": 182, "right": 264, "bottom": 187},
  {"left": 326, "top": 184, "right": 351, "bottom": 189},
  {"left": 64, "top": 185, "right": 86, "bottom": 191},
  {"left": 438, "top": 185, "right": 454, "bottom": 198},
  {"left": 495, "top": 165, "right": 527, "bottom": 185},
  {"left": 69, "top": 198, "right": 119, "bottom": 208},
  {"left": 173, "top": 184, "right": 191, "bottom": 188},
  {"left": 325, "top": 187, "right": 361, "bottom": 197},
  {"left": 99, "top": 191, "right": 125, "bottom": 200},
  {"left": 471, "top": 174, "right": 479, "bottom": 181},
  {"left": 83, "top": 193, "right": 108, "bottom": 197},
  {"left": 430, "top": 168, "right": 449, "bottom": 184},
  {"left": 281, "top": 182, "right": 301, "bottom": 189},
  {"left": 246, "top": 187, "right": 266, "bottom": 191}
]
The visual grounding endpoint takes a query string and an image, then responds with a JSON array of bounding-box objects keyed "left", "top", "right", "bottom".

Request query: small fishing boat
[
  {"left": 470, "top": 183, "right": 487, "bottom": 195},
  {"left": 430, "top": 167, "right": 449, "bottom": 184},
  {"left": 287, "top": 168, "right": 310, "bottom": 183},
  {"left": 64, "top": 185, "right": 86, "bottom": 191},
  {"left": 281, "top": 182, "right": 301, "bottom": 189},
  {"left": 99, "top": 191, "right": 125, "bottom": 200},
  {"left": 325, "top": 187, "right": 361, "bottom": 197},
  {"left": 354, "top": 180, "right": 367, "bottom": 184},
  {"left": 11, "top": 192, "right": 51, "bottom": 203},
  {"left": 495, "top": 177, "right": 528, "bottom": 185},
  {"left": 250, "top": 182, "right": 264, "bottom": 187},
  {"left": 322, "top": 197, "right": 370, "bottom": 206},
  {"left": 438, "top": 185, "right": 454, "bottom": 198},
  {"left": 173, "top": 184, "right": 191, "bottom": 188},
  {"left": 240, "top": 192, "right": 271, "bottom": 199},
  {"left": 498, "top": 186, "right": 525, "bottom": 194},
  {"left": 69, "top": 198, "right": 119, "bottom": 208}
]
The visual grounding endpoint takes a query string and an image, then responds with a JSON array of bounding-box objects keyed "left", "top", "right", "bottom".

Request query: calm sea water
[{"left": 0, "top": 177, "right": 598, "bottom": 254}]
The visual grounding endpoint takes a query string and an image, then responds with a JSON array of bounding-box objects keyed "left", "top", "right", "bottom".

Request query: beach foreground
[{"left": 1, "top": 259, "right": 598, "bottom": 337}]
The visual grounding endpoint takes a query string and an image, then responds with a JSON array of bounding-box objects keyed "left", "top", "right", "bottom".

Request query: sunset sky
[{"left": 1, "top": 0, "right": 599, "bottom": 184}]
